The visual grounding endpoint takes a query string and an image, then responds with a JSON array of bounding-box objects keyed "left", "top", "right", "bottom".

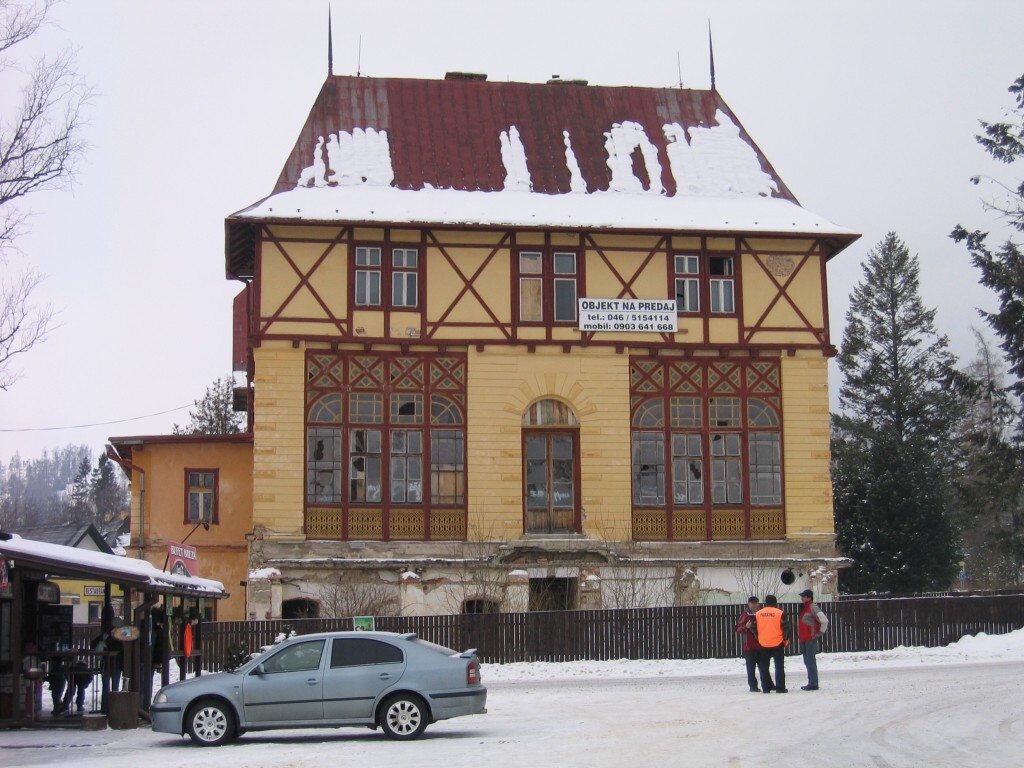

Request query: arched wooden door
[{"left": 522, "top": 399, "right": 580, "bottom": 534}]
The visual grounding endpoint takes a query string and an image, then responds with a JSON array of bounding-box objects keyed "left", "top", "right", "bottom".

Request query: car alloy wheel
[
  {"left": 186, "top": 698, "right": 235, "bottom": 746},
  {"left": 380, "top": 694, "right": 427, "bottom": 740}
]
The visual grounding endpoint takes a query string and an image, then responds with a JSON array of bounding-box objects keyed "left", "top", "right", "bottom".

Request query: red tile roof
[{"left": 270, "top": 75, "right": 797, "bottom": 202}]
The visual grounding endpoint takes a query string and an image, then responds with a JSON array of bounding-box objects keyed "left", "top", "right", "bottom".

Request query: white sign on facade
[{"left": 578, "top": 299, "right": 678, "bottom": 333}]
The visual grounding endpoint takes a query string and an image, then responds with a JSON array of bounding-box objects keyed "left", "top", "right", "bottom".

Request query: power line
[{"left": 0, "top": 404, "right": 194, "bottom": 433}]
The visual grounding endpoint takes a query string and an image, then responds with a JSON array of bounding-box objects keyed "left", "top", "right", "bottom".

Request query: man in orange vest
[{"left": 755, "top": 594, "right": 789, "bottom": 693}]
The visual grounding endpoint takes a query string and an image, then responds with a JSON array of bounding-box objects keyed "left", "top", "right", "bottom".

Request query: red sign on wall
[{"left": 167, "top": 541, "right": 199, "bottom": 577}]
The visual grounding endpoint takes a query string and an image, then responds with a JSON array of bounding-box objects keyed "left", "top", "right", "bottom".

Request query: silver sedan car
[{"left": 151, "top": 631, "right": 487, "bottom": 746}]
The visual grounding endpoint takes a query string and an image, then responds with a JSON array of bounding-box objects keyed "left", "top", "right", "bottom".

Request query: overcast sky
[{"left": 1, "top": 0, "right": 1021, "bottom": 466}]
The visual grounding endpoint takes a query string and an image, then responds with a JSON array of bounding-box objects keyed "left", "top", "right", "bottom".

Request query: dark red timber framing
[
  {"left": 740, "top": 237, "right": 829, "bottom": 346},
  {"left": 425, "top": 229, "right": 513, "bottom": 341},
  {"left": 260, "top": 226, "right": 351, "bottom": 337},
  {"left": 629, "top": 356, "right": 785, "bottom": 541},
  {"left": 304, "top": 349, "right": 468, "bottom": 541}
]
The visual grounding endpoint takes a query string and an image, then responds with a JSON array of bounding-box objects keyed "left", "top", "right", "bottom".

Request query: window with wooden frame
[
  {"left": 304, "top": 351, "right": 467, "bottom": 538},
  {"left": 307, "top": 393, "right": 343, "bottom": 503},
  {"left": 629, "top": 358, "right": 782, "bottom": 539},
  {"left": 515, "top": 249, "right": 580, "bottom": 325},
  {"left": 352, "top": 244, "right": 422, "bottom": 310},
  {"left": 522, "top": 399, "right": 581, "bottom": 534},
  {"left": 184, "top": 469, "right": 218, "bottom": 525},
  {"left": 671, "top": 250, "right": 738, "bottom": 315}
]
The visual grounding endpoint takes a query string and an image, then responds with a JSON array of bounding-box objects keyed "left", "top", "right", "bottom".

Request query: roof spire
[
  {"left": 327, "top": 5, "right": 334, "bottom": 76},
  {"left": 708, "top": 21, "right": 716, "bottom": 91}
]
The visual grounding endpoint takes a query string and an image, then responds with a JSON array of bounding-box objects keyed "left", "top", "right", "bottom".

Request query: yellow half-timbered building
[{"left": 215, "top": 72, "right": 859, "bottom": 617}]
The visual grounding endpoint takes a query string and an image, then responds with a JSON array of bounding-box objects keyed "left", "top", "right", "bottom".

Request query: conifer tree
[
  {"left": 832, "top": 232, "right": 963, "bottom": 593},
  {"left": 69, "top": 456, "right": 93, "bottom": 524},
  {"left": 952, "top": 73, "right": 1024, "bottom": 432},
  {"left": 952, "top": 332, "right": 1024, "bottom": 586},
  {"left": 89, "top": 453, "right": 127, "bottom": 523},
  {"left": 173, "top": 376, "right": 245, "bottom": 435}
]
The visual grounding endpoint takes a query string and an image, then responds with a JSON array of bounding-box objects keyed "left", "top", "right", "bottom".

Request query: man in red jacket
[
  {"left": 798, "top": 588, "right": 829, "bottom": 691},
  {"left": 734, "top": 596, "right": 763, "bottom": 692}
]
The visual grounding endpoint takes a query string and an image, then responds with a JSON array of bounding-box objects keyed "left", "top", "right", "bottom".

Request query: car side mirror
[{"left": 252, "top": 662, "right": 267, "bottom": 675}]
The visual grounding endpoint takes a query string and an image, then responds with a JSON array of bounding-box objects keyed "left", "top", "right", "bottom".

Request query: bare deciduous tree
[
  {"left": 601, "top": 547, "right": 675, "bottom": 609},
  {"left": 733, "top": 545, "right": 785, "bottom": 602},
  {"left": 317, "top": 571, "right": 399, "bottom": 619},
  {"left": 0, "top": 0, "right": 89, "bottom": 389},
  {"left": 0, "top": 268, "right": 51, "bottom": 389},
  {"left": 440, "top": 525, "right": 508, "bottom": 613}
]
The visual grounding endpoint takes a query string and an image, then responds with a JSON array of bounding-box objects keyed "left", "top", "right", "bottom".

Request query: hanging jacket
[
  {"left": 755, "top": 605, "right": 786, "bottom": 648},
  {"left": 799, "top": 601, "right": 830, "bottom": 642},
  {"left": 734, "top": 609, "right": 761, "bottom": 652}
]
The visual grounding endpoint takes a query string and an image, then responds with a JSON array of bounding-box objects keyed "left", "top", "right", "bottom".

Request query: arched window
[
  {"left": 303, "top": 351, "right": 469, "bottom": 541},
  {"left": 307, "top": 394, "right": 343, "bottom": 504},
  {"left": 282, "top": 598, "right": 320, "bottom": 620},
  {"left": 522, "top": 399, "right": 580, "bottom": 534},
  {"left": 462, "top": 598, "right": 500, "bottom": 614},
  {"left": 629, "top": 359, "right": 784, "bottom": 540}
]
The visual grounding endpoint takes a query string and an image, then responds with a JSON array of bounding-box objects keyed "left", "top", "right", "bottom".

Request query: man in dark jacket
[
  {"left": 734, "top": 596, "right": 763, "bottom": 692},
  {"left": 755, "top": 594, "right": 789, "bottom": 693}
]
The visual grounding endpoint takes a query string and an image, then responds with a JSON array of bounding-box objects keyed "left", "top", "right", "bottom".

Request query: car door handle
[
  {"left": 307, "top": 678, "right": 320, "bottom": 686},
  {"left": 378, "top": 673, "right": 392, "bottom": 680}
]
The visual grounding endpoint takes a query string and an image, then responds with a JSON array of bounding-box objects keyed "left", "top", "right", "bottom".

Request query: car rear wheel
[
  {"left": 186, "top": 698, "right": 235, "bottom": 746},
  {"left": 379, "top": 694, "right": 428, "bottom": 740}
]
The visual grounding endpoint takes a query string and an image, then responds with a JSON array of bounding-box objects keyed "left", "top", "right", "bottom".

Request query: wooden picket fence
[{"left": 193, "top": 592, "right": 1024, "bottom": 671}]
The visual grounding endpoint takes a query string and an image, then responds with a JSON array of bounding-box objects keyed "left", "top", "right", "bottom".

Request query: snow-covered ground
[{"left": 3, "top": 629, "right": 1022, "bottom": 768}]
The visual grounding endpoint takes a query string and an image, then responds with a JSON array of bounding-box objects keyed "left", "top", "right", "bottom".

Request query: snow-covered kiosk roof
[
  {"left": 0, "top": 533, "right": 227, "bottom": 599},
  {"left": 226, "top": 74, "right": 857, "bottom": 277}
]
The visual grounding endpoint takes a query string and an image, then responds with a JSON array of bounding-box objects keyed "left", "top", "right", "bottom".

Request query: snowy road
[{"left": 1, "top": 660, "right": 1020, "bottom": 768}]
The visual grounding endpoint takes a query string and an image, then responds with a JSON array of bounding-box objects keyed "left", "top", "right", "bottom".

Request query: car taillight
[{"left": 467, "top": 662, "right": 479, "bottom": 685}]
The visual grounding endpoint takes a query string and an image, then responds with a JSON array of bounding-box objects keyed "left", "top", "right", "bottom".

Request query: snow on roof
[
  {"left": 0, "top": 534, "right": 227, "bottom": 598},
  {"left": 235, "top": 184, "right": 853, "bottom": 236},
  {"left": 229, "top": 76, "right": 855, "bottom": 241}
]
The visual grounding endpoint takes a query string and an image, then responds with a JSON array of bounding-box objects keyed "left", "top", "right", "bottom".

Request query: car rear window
[
  {"left": 408, "top": 637, "right": 459, "bottom": 656},
  {"left": 330, "top": 637, "right": 404, "bottom": 668}
]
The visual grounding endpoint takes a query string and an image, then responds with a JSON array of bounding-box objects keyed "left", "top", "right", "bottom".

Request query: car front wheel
[
  {"left": 186, "top": 698, "right": 236, "bottom": 746},
  {"left": 379, "top": 694, "right": 428, "bottom": 740}
]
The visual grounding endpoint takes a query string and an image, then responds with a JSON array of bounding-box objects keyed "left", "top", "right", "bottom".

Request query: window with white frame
[
  {"left": 186, "top": 469, "right": 217, "bottom": 524},
  {"left": 672, "top": 252, "right": 738, "bottom": 315},
  {"left": 355, "top": 246, "right": 382, "bottom": 306},
  {"left": 709, "top": 255, "right": 735, "bottom": 313},
  {"left": 392, "top": 248, "right": 418, "bottom": 307},
  {"left": 516, "top": 249, "right": 580, "bottom": 324},
  {"left": 674, "top": 254, "right": 700, "bottom": 312},
  {"left": 553, "top": 251, "right": 578, "bottom": 322}
]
